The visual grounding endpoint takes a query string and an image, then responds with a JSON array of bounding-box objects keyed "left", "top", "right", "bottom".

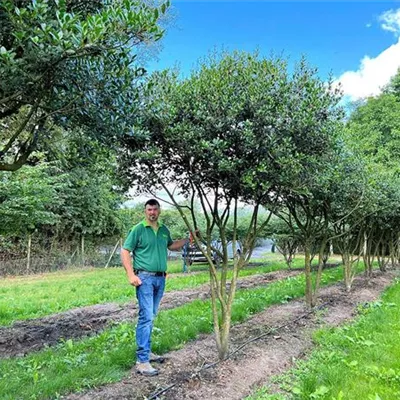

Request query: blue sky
[
  {"left": 128, "top": 1, "right": 400, "bottom": 205},
  {"left": 147, "top": 1, "right": 400, "bottom": 100}
]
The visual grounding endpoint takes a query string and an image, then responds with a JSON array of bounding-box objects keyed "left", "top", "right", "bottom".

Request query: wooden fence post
[
  {"left": 81, "top": 235, "right": 85, "bottom": 266},
  {"left": 26, "top": 233, "right": 32, "bottom": 273},
  {"left": 105, "top": 238, "right": 122, "bottom": 268}
]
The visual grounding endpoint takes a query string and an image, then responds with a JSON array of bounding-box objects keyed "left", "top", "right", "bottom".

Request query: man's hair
[{"left": 144, "top": 199, "right": 160, "bottom": 208}]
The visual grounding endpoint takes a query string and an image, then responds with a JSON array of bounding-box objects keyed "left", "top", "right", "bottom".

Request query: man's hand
[{"left": 129, "top": 275, "right": 142, "bottom": 287}]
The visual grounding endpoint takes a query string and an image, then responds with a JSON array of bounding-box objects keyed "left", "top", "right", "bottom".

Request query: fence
[{"left": 0, "top": 237, "right": 123, "bottom": 276}]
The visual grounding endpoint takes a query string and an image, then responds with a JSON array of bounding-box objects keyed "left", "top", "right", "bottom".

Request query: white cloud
[
  {"left": 334, "top": 39, "right": 400, "bottom": 100},
  {"left": 334, "top": 8, "right": 400, "bottom": 101},
  {"left": 379, "top": 8, "right": 400, "bottom": 35}
]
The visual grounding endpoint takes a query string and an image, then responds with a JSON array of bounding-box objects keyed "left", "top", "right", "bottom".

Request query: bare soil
[
  {"left": 62, "top": 270, "right": 399, "bottom": 400},
  {"left": 0, "top": 269, "right": 301, "bottom": 358}
]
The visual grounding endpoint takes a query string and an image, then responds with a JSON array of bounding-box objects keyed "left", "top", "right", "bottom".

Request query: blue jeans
[{"left": 135, "top": 272, "right": 166, "bottom": 363}]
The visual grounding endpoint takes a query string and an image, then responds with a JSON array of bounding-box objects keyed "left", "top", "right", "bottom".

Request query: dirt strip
[
  {"left": 0, "top": 269, "right": 301, "bottom": 358},
  {"left": 63, "top": 270, "right": 399, "bottom": 400}
]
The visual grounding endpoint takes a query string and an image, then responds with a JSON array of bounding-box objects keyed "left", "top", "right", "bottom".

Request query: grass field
[
  {"left": 0, "top": 255, "right": 346, "bottom": 400},
  {"left": 0, "top": 253, "right": 301, "bottom": 326},
  {"left": 247, "top": 278, "right": 400, "bottom": 400}
]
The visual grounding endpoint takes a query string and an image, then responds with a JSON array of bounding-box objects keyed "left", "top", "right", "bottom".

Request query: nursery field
[{"left": 0, "top": 254, "right": 398, "bottom": 400}]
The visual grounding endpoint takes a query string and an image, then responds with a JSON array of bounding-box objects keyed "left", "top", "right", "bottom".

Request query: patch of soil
[
  {"left": 0, "top": 269, "right": 300, "bottom": 358},
  {"left": 173, "top": 261, "right": 277, "bottom": 277},
  {"left": 63, "top": 270, "right": 399, "bottom": 400}
]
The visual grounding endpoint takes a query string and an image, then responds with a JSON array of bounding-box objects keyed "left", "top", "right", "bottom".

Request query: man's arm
[
  {"left": 168, "top": 238, "right": 189, "bottom": 251},
  {"left": 121, "top": 248, "right": 142, "bottom": 287}
]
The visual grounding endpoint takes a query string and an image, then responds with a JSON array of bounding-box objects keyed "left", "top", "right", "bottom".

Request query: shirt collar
[{"left": 142, "top": 219, "right": 163, "bottom": 227}]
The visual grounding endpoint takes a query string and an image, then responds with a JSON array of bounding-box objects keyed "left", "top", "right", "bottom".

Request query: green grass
[
  {"left": 0, "top": 264, "right": 346, "bottom": 400},
  {"left": 0, "top": 254, "right": 298, "bottom": 326},
  {"left": 247, "top": 278, "right": 400, "bottom": 400}
]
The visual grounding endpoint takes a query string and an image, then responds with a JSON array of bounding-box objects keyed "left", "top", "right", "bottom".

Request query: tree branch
[
  {"left": 0, "top": 102, "right": 39, "bottom": 158},
  {"left": 0, "top": 120, "right": 41, "bottom": 171}
]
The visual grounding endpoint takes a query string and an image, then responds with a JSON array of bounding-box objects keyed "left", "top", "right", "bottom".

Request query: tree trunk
[
  {"left": 343, "top": 253, "right": 352, "bottom": 293},
  {"left": 375, "top": 234, "right": 385, "bottom": 272},
  {"left": 363, "top": 231, "right": 368, "bottom": 275},
  {"left": 209, "top": 269, "right": 222, "bottom": 355},
  {"left": 218, "top": 305, "right": 232, "bottom": 360},
  {"left": 287, "top": 254, "right": 293, "bottom": 270},
  {"left": 68, "top": 247, "right": 78, "bottom": 266},
  {"left": 304, "top": 243, "right": 313, "bottom": 308},
  {"left": 311, "top": 238, "right": 327, "bottom": 307},
  {"left": 397, "top": 234, "right": 400, "bottom": 264},
  {"left": 389, "top": 238, "right": 396, "bottom": 269},
  {"left": 363, "top": 231, "right": 373, "bottom": 279}
]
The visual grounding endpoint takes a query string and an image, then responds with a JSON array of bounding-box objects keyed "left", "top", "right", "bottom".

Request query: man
[{"left": 121, "top": 199, "right": 188, "bottom": 376}]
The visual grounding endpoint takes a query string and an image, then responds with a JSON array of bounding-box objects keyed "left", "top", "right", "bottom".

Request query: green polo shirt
[{"left": 122, "top": 220, "right": 173, "bottom": 272}]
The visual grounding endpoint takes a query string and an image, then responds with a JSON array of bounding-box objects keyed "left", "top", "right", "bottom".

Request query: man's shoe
[
  {"left": 150, "top": 352, "right": 165, "bottom": 363},
  {"left": 136, "top": 362, "right": 159, "bottom": 376}
]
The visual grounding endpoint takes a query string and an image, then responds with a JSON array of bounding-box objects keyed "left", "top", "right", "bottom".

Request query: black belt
[{"left": 134, "top": 270, "right": 166, "bottom": 277}]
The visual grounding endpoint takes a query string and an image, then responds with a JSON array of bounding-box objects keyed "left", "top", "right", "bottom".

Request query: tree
[
  {"left": 0, "top": 0, "right": 169, "bottom": 171},
  {"left": 0, "top": 162, "right": 65, "bottom": 270},
  {"left": 120, "top": 51, "right": 343, "bottom": 358},
  {"left": 0, "top": 163, "right": 63, "bottom": 235},
  {"left": 267, "top": 216, "right": 301, "bottom": 270},
  {"left": 344, "top": 72, "right": 400, "bottom": 277},
  {"left": 327, "top": 149, "right": 371, "bottom": 291},
  {"left": 261, "top": 62, "right": 344, "bottom": 307},
  {"left": 50, "top": 131, "right": 123, "bottom": 241},
  {"left": 345, "top": 90, "right": 400, "bottom": 175}
]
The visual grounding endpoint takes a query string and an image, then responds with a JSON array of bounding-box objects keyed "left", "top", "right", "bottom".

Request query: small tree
[
  {"left": 328, "top": 150, "right": 371, "bottom": 292},
  {"left": 268, "top": 69, "right": 344, "bottom": 307},
  {"left": 268, "top": 216, "right": 300, "bottom": 270}
]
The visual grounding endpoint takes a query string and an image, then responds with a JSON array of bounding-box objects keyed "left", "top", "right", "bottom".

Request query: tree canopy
[{"left": 0, "top": 0, "right": 169, "bottom": 171}]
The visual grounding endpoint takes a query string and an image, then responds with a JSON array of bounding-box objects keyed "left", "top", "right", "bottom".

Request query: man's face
[{"left": 145, "top": 204, "right": 160, "bottom": 223}]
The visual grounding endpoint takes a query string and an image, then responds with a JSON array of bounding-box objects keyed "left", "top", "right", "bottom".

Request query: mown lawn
[{"left": 247, "top": 276, "right": 400, "bottom": 400}]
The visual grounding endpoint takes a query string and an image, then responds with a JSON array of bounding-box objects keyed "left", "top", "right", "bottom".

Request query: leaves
[
  {"left": 122, "top": 52, "right": 342, "bottom": 209},
  {"left": 0, "top": 0, "right": 170, "bottom": 170},
  {"left": 0, "top": 163, "right": 64, "bottom": 234}
]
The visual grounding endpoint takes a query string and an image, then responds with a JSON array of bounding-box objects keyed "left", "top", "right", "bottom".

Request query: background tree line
[{"left": 0, "top": 0, "right": 170, "bottom": 271}]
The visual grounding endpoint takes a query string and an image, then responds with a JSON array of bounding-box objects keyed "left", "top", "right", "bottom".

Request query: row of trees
[{"left": 120, "top": 52, "right": 400, "bottom": 359}]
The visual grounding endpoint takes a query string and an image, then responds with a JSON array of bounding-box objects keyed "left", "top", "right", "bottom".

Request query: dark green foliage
[
  {"left": 0, "top": 131, "right": 124, "bottom": 266},
  {"left": 121, "top": 53, "right": 343, "bottom": 208},
  {"left": 343, "top": 69, "right": 400, "bottom": 274},
  {"left": 0, "top": 0, "right": 169, "bottom": 171}
]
